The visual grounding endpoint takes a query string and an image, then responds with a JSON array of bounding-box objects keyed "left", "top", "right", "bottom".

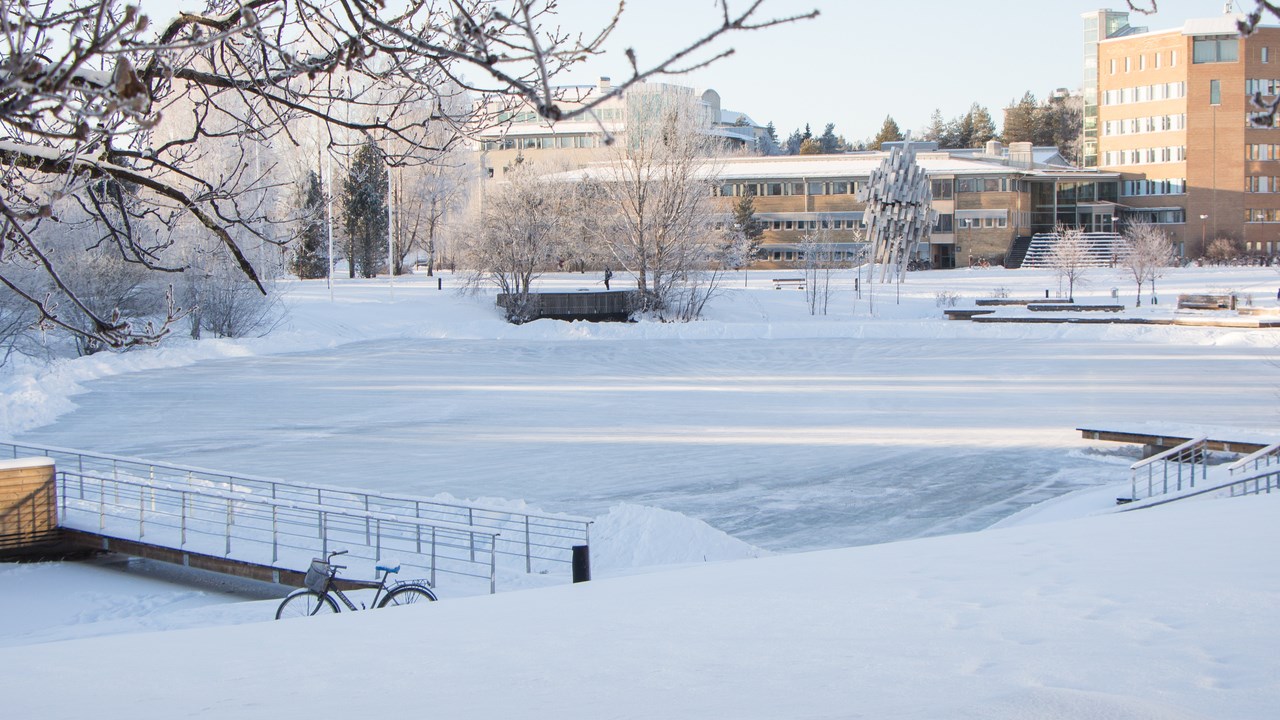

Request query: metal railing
[
  {"left": 1129, "top": 437, "right": 1209, "bottom": 501},
  {"left": 1227, "top": 442, "right": 1280, "bottom": 477},
  {"left": 1119, "top": 466, "right": 1278, "bottom": 512},
  {"left": 3, "top": 440, "right": 591, "bottom": 574},
  {"left": 56, "top": 470, "right": 501, "bottom": 593}
]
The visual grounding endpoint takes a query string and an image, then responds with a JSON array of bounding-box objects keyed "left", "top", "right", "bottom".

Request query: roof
[
  {"left": 1182, "top": 14, "right": 1246, "bottom": 36},
  {"left": 558, "top": 152, "right": 1117, "bottom": 183}
]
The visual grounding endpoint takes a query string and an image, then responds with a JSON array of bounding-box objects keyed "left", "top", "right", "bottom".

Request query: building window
[
  {"left": 1110, "top": 59, "right": 1117, "bottom": 75},
  {"left": 1125, "top": 57, "right": 1132, "bottom": 72},
  {"left": 1194, "top": 36, "right": 1239, "bottom": 64},
  {"left": 1171, "top": 50, "right": 1177, "bottom": 67},
  {"left": 1211, "top": 79, "right": 1221, "bottom": 105},
  {"left": 1139, "top": 55, "right": 1147, "bottom": 71},
  {"left": 1156, "top": 52, "right": 1162, "bottom": 69},
  {"left": 1265, "top": 47, "right": 1272, "bottom": 63},
  {"left": 806, "top": 182, "right": 825, "bottom": 196}
]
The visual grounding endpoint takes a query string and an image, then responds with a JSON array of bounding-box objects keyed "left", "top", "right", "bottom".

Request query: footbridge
[{"left": 0, "top": 442, "right": 592, "bottom": 595}]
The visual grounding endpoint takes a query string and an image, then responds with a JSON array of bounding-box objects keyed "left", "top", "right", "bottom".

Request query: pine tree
[
  {"left": 968, "top": 103, "right": 997, "bottom": 147},
  {"left": 729, "top": 191, "right": 764, "bottom": 262},
  {"left": 871, "top": 115, "right": 903, "bottom": 150},
  {"left": 1001, "top": 92, "right": 1039, "bottom": 144},
  {"left": 342, "top": 140, "right": 389, "bottom": 278},
  {"left": 818, "top": 123, "right": 840, "bottom": 154},
  {"left": 291, "top": 169, "right": 329, "bottom": 279},
  {"left": 922, "top": 109, "right": 948, "bottom": 145},
  {"left": 783, "top": 128, "right": 804, "bottom": 155}
]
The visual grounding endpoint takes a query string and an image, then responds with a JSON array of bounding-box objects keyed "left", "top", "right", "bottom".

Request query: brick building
[{"left": 1090, "top": 8, "right": 1280, "bottom": 257}]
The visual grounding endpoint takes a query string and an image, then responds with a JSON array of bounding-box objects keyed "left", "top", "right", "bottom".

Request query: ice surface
[{"left": 14, "top": 270, "right": 1280, "bottom": 552}]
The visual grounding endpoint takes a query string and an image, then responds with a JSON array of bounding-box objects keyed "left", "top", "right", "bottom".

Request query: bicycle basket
[{"left": 303, "top": 559, "right": 330, "bottom": 592}]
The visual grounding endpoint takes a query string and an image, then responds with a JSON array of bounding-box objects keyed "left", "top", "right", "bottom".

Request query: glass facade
[
  {"left": 1029, "top": 178, "right": 1121, "bottom": 233},
  {"left": 1082, "top": 10, "right": 1145, "bottom": 167}
]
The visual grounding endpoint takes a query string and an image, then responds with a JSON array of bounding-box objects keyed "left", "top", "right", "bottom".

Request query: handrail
[
  {"left": 56, "top": 470, "right": 502, "bottom": 593},
  {"left": 1129, "top": 437, "right": 1209, "bottom": 501},
  {"left": 1119, "top": 466, "right": 1279, "bottom": 512},
  {"left": 1130, "top": 436, "right": 1208, "bottom": 470},
  {"left": 3, "top": 440, "right": 590, "bottom": 571},
  {"left": 1227, "top": 442, "right": 1280, "bottom": 476},
  {"left": 3, "top": 439, "right": 589, "bottom": 524}
]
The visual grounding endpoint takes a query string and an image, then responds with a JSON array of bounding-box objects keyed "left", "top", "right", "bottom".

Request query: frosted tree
[
  {"left": 1049, "top": 224, "right": 1091, "bottom": 301},
  {"left": 0, "top": 0, "right": 815, "bottom": 349},
  {"left": 461, "top": 162, "right": 569, "bottom": 323},
  {"left": 590, "top": 87, "right": 725, "bottom": 319},
  {"left": 1121, "top": 222, "right": 1174, "bottom": 307},
  {"left": 799, "top": 221, "right": 842, "bottom": 316}
]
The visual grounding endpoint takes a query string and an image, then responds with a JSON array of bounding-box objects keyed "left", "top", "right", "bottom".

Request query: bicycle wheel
[
  {"left": 377, "top": 584, "right": 437, "bottom": 608},
  {"left": 275, "top": 589, "right": 340, "bottom": 619}
]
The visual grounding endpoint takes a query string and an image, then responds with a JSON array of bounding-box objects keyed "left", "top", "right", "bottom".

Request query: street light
[
  {"left": 1200, "top": 213, "right": 1209, "bottom": 259},
  {"left": 1110, "top": 215, "right": 1120, "bottom": 267}
]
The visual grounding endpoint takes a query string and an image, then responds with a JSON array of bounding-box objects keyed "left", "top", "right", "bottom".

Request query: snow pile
[{"left": 589, "top": 503, "right": 767, "bottom": 572}]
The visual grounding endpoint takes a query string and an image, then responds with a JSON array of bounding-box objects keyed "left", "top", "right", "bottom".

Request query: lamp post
[
  {"left": 1110, "top": 215, "right": 1120, "bottom": 267},
  {"left": 1200, "top": 213, "right": 1208, "bottom": 259}
]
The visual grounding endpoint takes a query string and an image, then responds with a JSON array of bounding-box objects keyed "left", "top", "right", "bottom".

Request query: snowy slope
[{"left": 1, "top": 492, "right": 1276, "bottom": 719}]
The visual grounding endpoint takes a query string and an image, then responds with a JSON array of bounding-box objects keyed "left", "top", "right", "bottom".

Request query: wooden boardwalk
[{"left": 1077, "top": 427, "right": 1269, "bottom": 454}]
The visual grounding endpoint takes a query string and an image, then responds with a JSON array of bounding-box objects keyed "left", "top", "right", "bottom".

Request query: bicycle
[{"left": 275, "top": 550, "right": 437, "bottom": 619}]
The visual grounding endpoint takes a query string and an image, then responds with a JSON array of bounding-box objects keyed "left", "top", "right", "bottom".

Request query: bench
[
  {"left": 1177, "top": 294, "right": 1235, "bottom": 310},
  {"left": 943, "top": 309, "right": 995, "bottom": 320},
  {"left": 975, "top": 298, "right": 1071, "bottom": 306},
  {"left": 1027, "top": 304, "right": 1123, "bottom": 312},
  {"left": 772, "top": 278, "right": 805, "bottom": 290}
]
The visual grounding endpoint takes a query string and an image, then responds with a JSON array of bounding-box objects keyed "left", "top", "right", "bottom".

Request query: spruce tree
[
  {"left": 968, "top": 103, "right": 997, "bottom": 147},
  {"left": 730, "top": 191, "right": 763, "bottom": 260},
  {"left": 342, "top": 140, "right": 389, "bottom": 278},
  {"left": 291, "top": 169, "right": 329, "bottom": 279},
  {"left": 818, "top": 123, "right": 840, "bottom": 154},
  {"left": 871, "top": 115, "right": 903, "bottom": 150},
  {"left": 1001, "top": 92, "right": 1039, "bottom": 144}
]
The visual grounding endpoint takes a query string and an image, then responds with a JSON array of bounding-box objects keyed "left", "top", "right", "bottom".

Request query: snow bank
[{"left": 589, "top": 503, "right": 768, "bottom": 572}]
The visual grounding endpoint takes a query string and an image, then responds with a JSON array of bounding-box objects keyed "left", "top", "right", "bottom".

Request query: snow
[{"left": 1, "top": 266, "right": 1279, "bottom": 717}]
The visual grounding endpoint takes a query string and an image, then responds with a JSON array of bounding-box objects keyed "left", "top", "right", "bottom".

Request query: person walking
[{"left": 604, "top": 267, "right": 613, "bottom": 290}]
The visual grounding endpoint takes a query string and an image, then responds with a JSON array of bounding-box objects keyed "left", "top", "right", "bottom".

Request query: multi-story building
[
  {"left": 707, "top": 143, "right": 1119, "bottom": 268},
  {"left": 1091, "top": 8, "right": 1280, "bottom": 256},
  {"left": 474, "top": 78, "right": 766, "bottom": 179}
]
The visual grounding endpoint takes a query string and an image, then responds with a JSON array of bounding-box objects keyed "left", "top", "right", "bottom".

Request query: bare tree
[
  {"left": 0, "top": 0, "right": 816, "bottom": 349},
  {"left": 589, "top": 86, "right": 725, "bottom": 318},
  {"left": 1049, "top": 224, "right": 1091, "bottom": 301},
  {"left": 391, "top": 150, "right": 472, "bottom": 277},
  {"left": 1121, "top": 222, "right": 1173, "bottom": 307},
  {"left": 460, "top": 161, "right": 568, "bottom": 323},
  {"left": 799, "top": 221, "right": 842, "bottom": 316}
]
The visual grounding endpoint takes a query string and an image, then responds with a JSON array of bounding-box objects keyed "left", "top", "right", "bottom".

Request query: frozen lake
[{"left": 18, "top": 332, "right": 1276, "bottom": 551}]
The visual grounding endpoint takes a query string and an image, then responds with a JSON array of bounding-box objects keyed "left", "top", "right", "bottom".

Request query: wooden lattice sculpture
[{"left": 858, "top": 140, "right": 938, "bottom": 283}]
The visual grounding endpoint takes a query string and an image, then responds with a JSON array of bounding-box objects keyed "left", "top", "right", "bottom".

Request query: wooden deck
[
  {"left": 56, "top": 529, "right": 377, "bottom": 590},
  {"left": 1077, "top": 427, "right": 1268, "bottom": 454}
]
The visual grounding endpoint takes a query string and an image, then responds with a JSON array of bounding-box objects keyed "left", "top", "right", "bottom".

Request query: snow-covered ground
[{"left": 2, "top": 266, "right": 1279, "bottom": 717}]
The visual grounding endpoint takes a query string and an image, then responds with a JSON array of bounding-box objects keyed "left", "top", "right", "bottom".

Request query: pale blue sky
[
  {"left": 552, "top": 0, "right": 1238, "bottom": 141},
  {"left": 135, "top": 0, "right": 1245, "bottom": 141}
]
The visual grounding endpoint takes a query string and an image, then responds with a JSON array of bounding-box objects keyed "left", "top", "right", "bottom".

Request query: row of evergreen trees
[
  {"left": 770, "top": 90, "right": 1082, "bottom": 164},
  {"left": 291, "top": 140, "right": 390, "bottom": 280}
]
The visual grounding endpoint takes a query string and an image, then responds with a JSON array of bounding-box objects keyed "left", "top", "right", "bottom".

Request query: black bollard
[
  {"left": 572, "top": 544, "right": 591, "bottom": 583},
  {"left": 437, "top": 277, "right": 442, "bottom": 290}
]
